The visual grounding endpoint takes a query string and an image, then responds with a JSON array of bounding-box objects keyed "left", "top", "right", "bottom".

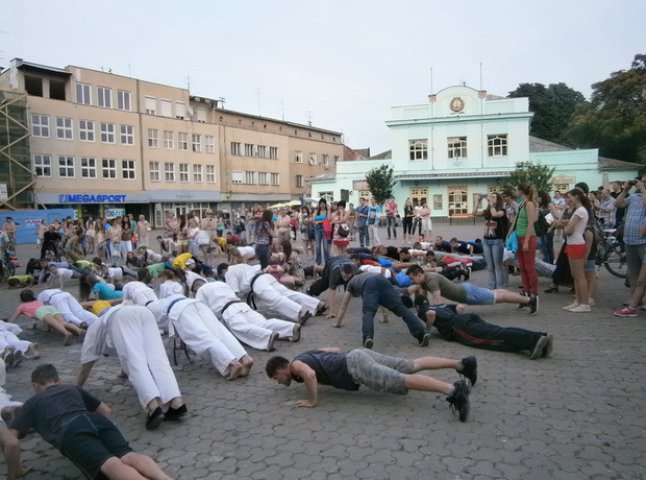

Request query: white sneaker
[
  {"left": 568, "top": 304, "right": 591, "bottom": 313},
  {"left": 588, "top": 298, "right": 595, "bottom": 306},
  {"left": 562, "top": 302, "right": 579, "bottom": 311}
]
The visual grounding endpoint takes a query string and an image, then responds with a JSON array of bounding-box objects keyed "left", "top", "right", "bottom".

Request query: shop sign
[{"left": 58, "top": 194, "right": 127, "bottom": 203}]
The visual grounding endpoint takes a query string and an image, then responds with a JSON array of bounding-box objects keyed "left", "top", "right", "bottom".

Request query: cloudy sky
[{"left": 3, "top": 0, "right": 644, "bottom": 153}]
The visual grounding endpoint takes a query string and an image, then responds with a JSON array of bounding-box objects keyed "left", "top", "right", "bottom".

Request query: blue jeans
[
  {"left": 482, "top": 238, "right": 505, "bottom": 289},
  {"left": 314, "top": 228, "right": 330, "bottom": 265},
  {"left": 255, "top": 244, "right": 271, "bottom": 269},
  {"left": 358, "top": 225, "right": 369, "bottom": 248},
  {"left": 360, "top": 276, "right": 425, "bottom": 342},
  {"left": 387, "top": 217, "right": 397, "bottom": 239}
]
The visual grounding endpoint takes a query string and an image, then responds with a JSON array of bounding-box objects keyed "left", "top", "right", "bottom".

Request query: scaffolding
[{"left": 0, "top": 89, "right": 34, "bottom": 210}]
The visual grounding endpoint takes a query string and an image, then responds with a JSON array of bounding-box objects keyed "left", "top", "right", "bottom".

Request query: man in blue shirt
[
  {"left": 355, "top": 197, "right": 370, "bottom": 248},
  {"left": 367, "top": 197, "right": 382, "bottom": 246}
]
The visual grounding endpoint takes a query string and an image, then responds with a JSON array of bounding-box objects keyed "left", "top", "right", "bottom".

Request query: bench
[{"left": 448, "top": 214, "right": 476, "bottom": 225}]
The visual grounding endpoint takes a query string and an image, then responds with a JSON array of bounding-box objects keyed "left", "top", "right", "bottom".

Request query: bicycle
[{"left": 595, "top": 223, "right": 626, "bottom": 278}]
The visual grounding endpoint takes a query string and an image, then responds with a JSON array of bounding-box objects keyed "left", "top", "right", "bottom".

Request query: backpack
[
  {"left": 534, "top": 213, "right": 550, "bottom": 237},
  {"left": 337, "top": 224, "right": 350, "bottom": 238}
]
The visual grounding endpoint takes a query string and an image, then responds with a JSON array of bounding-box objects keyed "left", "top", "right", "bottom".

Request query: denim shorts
[
  {"left": 346, "top": 349, "right": 414, "bottom": 395},
  {"left": 463, "top": 283, "right": 496, "bottom": 305},
  {"left": 584, "top": 260, "right": 596, "bottom": 272}
]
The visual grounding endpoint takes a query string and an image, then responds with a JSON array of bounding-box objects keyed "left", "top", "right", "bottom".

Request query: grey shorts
[
  {"left": 345, "top": 349, "right": 414, "bottom": 395},
  {"left": 462, "top": 283, "right": 496, "bottom": 305},
  {"left": 625, "top": 243, "right": 646, "bottom": 281}
]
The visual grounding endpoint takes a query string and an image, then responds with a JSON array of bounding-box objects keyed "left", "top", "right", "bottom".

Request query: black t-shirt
[
  {"left": 294, "top": 350, "right": 359, "bottom": 391},
  {"left": 325, "top": 256, "right": 356, "bottom": 290},
  {"left": 419, "top": 304, "right": 459, "bottom": 339},
  {"left": 435, "top": 241, "right": 452, "bottom": 253},
  {"left": 10, "top": 384, "right": 102, "bottom": 449}
]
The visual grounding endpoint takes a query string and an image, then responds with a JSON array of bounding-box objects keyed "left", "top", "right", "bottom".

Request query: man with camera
[{"left": 613, "top": 176, "right": 646, "bottom": 317}]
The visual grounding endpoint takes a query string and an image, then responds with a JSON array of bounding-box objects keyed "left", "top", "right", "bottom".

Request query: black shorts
[{"left": 59, "top": 413, "right": 132, "bottom": 479}]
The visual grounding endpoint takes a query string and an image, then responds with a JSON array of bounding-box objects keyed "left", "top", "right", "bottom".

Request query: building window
[
  {"left": 33, "top": 154, "right": 52, "bottom": 177},
  {"left": 231, "top": 170, "right": 244, "bottom": 184},
  {"left": 117, "top": 90, "right": 131, "bottom": 111},
  {"left": 193, "top": 164, "right": 203, "bottom": 182},
  {"left": 179, "top": 163, "right": 189, "bottom": 182},
  {"left": 409, "top": 139, "right": 428, "bottom": 161},
  {"left": 175, "top": 101, "right": 185, "bottom": 119},
  {"left": 432, "top": 194, "right": 443, "bottom": 210},
  {"left": 79, "top": 120, "right": 95, "bottom": 142},
  {"left": 271, "top": 173, "right": 279, "bottom": 185},
  {"left": 488, "top": 134, "right": 508, "bottom": 157},
  {"left": 410, "top": 187, "right": 428, "bottom": 207},
  {"left": 145, "top": 97, "right": 156, "bottom": 115},
  {"left": 81, "top": 157, "right": 96, "bottom": 178},
  {"left": 245, "top": 171, "right": 255, "bottom": 184},
  {"left": 322, "top": 154, "right": 329, "bottom": 168},
  {"left": 31, "top": 114, "right": 49, "bottom": 137},
  {"left": 296, "top": 175, "right": 303, "bottom": 188},
  {"left": 164, "top": 162, "right": 175, "bottom": 182},
  {"left": 448, "top": 137, "right": 467, "bottom": 159},
  {"left": 97, "top": 87, "right": 112, "bottom": 108},
  {"left": 308, "top": 153, "right": 317, "bottom": 165},
  {"left": 257, "top": 145, "right": 266, "bottom": 158},
  {"left": 58, "top": 156, "right": 74, "bottom": 177},
  {"left": 196, "top": 108, "right": 207, "bottom": 123},
  {"left": 100, "top": 123, "right": 115, "bottom": 143},
  {"left": 149, "top": 161, "right": 160, "bottom": 182},
  {"left": 334, "top": 155, "right": 340, "bottom": 165},
  {"left": 231, "top": 142, "right": 241, "bottom": 155},
  {"left": 448, "top": 185, "right": 469, "bottom": 215},
  {"left": 258, "top": 172, "right": 268, "bottom": 185},
  {"left": 205, "top": 135, "right": 214, "bottom": 153},
  {"left": 160, "top": 99, "right": 172, "bottom": 117},
  {"left": 206, "top": 165, "right": 215, "bottom": 183},
  {"left": 122, "top": 160, "right": 136, "bottom": 180},
  {"left": 295, "top": 151, "right": 303, "bottom": 163},
  {"left": 56, "top": 117, "right": 73, "bottom": 140},
  {"left": 118, "top": 125, "right": 133, "bottom": 145},
  {"left": 244, "top": 143, "right": 254, "bottom": 157},
  {"left": 270, "top": 147, "right": 278, "bottom": 159},
  {"left": 163, "top": 130, "right": 174, "bottom": 149},
  {"left": 102, "top": 159, "right": 117, "bottom": 179},
  {"left": 319, "top": 191, "right": 333, "bottom": 203},
  {"left": 76, "top": 83, "right": 91, "bottom": 104},
  {"left": 192, "top": 134, "right": 201, "bottom": 152},
  {"left": 148, "top": 129, "right": 159, "bottom": 148},
  {"left": 553, "top": 183, "right": 569, "bottom": 193},
  {"left": 178, "top": 132, "right": 188, "bottom": 150}
]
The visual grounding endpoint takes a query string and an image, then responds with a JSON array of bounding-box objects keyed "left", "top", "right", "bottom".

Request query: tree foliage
[
  {"left": 508, "top": 82, "right": 585, "bottom": 144},
  {"left": 566, "top": 54, "right": 646, "bottom": 169},
  {"left": 499, "top": 161, "right": 556, "bottom": 194},
  {"left": 365, "top": 164, "right": 395, "bottom": 204}
]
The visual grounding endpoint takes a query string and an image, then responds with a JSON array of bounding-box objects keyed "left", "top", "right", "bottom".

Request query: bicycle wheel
[{"left": 603, "top": 243, "right": 627, "bottom": 278}]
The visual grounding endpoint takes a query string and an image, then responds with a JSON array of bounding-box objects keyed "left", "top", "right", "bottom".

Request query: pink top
[{"left": 15, "top": 300, "right": 45, "bottom": 318}]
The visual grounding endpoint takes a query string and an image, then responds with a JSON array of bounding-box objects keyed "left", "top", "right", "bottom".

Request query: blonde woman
[{"left": 513, "top": 184, "right": 539, "bottom": 305}]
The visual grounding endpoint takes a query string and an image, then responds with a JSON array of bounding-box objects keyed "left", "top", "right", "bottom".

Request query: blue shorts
[
  {"left": 463, "top": 283, "right": 495, "bottom": 305},
  {"left": 584, "top": 260, "right": 596, "bottom": 272}
]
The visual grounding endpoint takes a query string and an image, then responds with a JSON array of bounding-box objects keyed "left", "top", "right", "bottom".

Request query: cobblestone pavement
[{"left": 1, "top": 224, "right": 645, "bottom": 479}]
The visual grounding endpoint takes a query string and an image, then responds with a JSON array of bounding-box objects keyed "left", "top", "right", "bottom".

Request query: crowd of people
[{"left": 0, "top": 175, "right": 643, "bottom": 478}]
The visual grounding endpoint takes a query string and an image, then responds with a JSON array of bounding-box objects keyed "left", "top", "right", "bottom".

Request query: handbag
[
  {"left": 505, "top": 231, "right": 519, "bottom": 254},
  {"left": 322, "top": 218, "right": 332, "bottom": 240}
]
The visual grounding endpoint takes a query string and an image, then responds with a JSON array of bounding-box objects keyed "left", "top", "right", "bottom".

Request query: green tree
[
  {"left": 499, "top": 161, "right": 556, "bottom": 194},
  {"left": 566, "top": 54, "right": 646, "bottom": 169},
  {"left": 508, "top": 82, "right": 585, "bottom": 144},
  {"left": 365, "top": 164, "right": 395, "bottom": 204}
]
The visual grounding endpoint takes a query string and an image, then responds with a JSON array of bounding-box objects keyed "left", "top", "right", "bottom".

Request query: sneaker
[
  {"left": 518, "top": 292, "right": 528, "bottom": 309},
  {"left": 542, "top": 334, "right": 554, "bottom": 358},
  {"left": 418, "top": 332, "right": 431, "bottom": 347},
  {"left": 463, "top": 267, "right": 471, "bottom": 282},
  {"left": 530, "top": 335, "right": 549, "bottom": 360},
  {"left": 588, "top": 298, "right": 595, "bottom": 306},
  {"left": 267, "top": 332, "right": 279, "bottom": 352},
  {"left": 298, "top": 310, "right": 312, "bottom": 326},
  {"left": 562, "top": 302, "right": 579, "bottom": 311},
  {"left": 458, "top": 356, "right": 477, "bottom": 385},
  {"left": 363, "top": 337, "right": 374, "bottom": 349},
  {"left": 613, "top": 307, "right": 638, "bottom": 318},
  {"left": 568, "top": 304, "right": 591, "bottom": 313},
  {"left": 446, "top": 379, "right": 471, "bottom": 422},
  {"left": 528, "top": 294, "right": 539, "bottom": 315}
]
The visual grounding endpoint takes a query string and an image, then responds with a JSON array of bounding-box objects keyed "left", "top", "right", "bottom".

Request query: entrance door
[
  {"left": 448, "top": 185, "right": 468, "bottom": 215},
  {"left": 410, "top": 187, "right": 428, "bottom": 206}
]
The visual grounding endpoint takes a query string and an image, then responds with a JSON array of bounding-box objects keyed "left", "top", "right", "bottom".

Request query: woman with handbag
[
  {"left": 512, "top": 184, "right": 539, "bottom": 306},
  {"left": 476, "top": 193, "right": 508, "bottom": 289},
  {"left": 313, "top": 198, "right": 331, "bottom": 265},
  {"left": 254, "top": 209, "right": 276, "bottom": 269},
  {"left": 330, "top": 200, "right": 351, "bottom": 256}
]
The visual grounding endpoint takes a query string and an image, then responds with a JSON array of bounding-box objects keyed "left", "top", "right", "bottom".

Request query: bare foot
[
  {"left": 63, "top": 334, "right": 72, "bottom": 346},
  {"left": 226, "top": 360, "right": 244, "bottom": 380},
  {"left": 240, "top": 356, "right": 254, "bottom": 376}
]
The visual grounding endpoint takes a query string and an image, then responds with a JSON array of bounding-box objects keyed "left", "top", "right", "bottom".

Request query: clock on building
[{"left": 450, "top": 97, "right": 465, "bottom": 113}]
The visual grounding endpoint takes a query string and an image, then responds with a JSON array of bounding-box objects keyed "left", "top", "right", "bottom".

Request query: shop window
[{"left": 448, "top": 185, "right": 468, "bottom": 215}]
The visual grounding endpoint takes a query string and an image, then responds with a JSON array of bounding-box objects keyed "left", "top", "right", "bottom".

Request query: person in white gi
[
  {"left": 77, "top": 302, "right": 187, "bottom": 430},
  {"left": 0, "top": 358, "right": 31, "bottom": 479},
  {"left": 121, "top": 280, "right": 158, "bottom": 306},
  {"left": 0, "top": 321, "right": 39, "bottom": 365},
  {"left": 145, "top": 294, "right": 253, "bottom": 380},
  {"left": 158, "top": 270, "right": 185, "bottom": 299},
  {"left": 185, "top": 270, "right": 207, "bottom": 298},
  {"left": 222, "top": 263, "right": 321, "bottom": 323},
  {"left": 36, "top": 288, "right": 98, "bottom": 327},
  {"left": 194, "top": 279, "right": 301, "bottom": 351}
]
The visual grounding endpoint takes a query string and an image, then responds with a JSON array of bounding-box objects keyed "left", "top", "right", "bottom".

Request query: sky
[{"left": 2, "top": 0, "right": 645, "bottom": 153}]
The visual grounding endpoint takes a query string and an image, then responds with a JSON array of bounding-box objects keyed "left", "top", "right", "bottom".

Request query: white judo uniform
[
  {"left": 81, "top": 305, "right": 182, "bottom": 410},
  {"left": 225, "top": 264, "right": 321, "bottom": 321},
  {"left": 146, "top": 295, "right": 248, "bottom": 376},
  {"left": 195, "top": 281, "right": 296, "bottom": 351},
  {"left": 37, "top": 289, "right": 98, "bottom": 327},
  {"left": 121, "top": 281, "right": 158, "bottom": 306},
  {"left": 158, "top": 280, "right": 184, "bottom": 299},
  {"left": 0, "top": 322, "right": 31, "bottom": 356}
]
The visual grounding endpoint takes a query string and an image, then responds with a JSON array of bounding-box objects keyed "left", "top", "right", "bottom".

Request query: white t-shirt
[
  {"left": 359, "top": 265, "right": 392, "bottom": 278},
  {"left": 56, "top": 268, "right": 75, "bottom": 280},
  {"left": 566, "top": 206, "right": 589, "bottom": 245}
]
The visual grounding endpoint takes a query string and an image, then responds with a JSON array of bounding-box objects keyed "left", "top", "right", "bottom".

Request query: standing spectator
[
  {"left": 501, "top": 190, "right": 518, "bottom": 227},
  {"left": 254, "top": 209, "right": 276, "bottom": 269},
  {"left": 367, "top": 197, "right": 382, "bottom": 246},
  {"left": 330, "top": 200, "right": 351, "bottom": 256},
  {"left": 596, "top": 189, "right": 617, "bottom": 228},
  {"left": 412, "top": 202, "right": 423, "bottom": 240},
  {"left": 186, "top": 217, "right": 200, "bottom": 256},
  {"left": 109, "top": 218, "right": 122, "bottom": 263},
  {"left": 136, "top": 214, "right": 152, "bottom": 247},
  {"left": 551, "top": 191, "right": 566, "bottom": 262},
  {"left": 385, "top": 198, "right": 398, "bottom": 241},
  {"left": 537, "top": 192, "right": 558, "bottom": 264},
  {"left": 37, "top": 220, "right": 48, "bottom": 247},
  {"left": 475, "top": 192, "right": 508, "bottom": 289},
  {"left": 216, "top": 214, "right": 225, "bottom": 238},
  {"left": 402, "top": 198, "right": 414, "bottom": 244},
  {"left": 41, "top": 225, "right": 62, "bottom": 260},
  {"left": 2, "top": 217, "right": 16, "bottom": 246},
  {"left": 119, "top": 215, "right": 133, "bottom": 261},
  {"left": 613, "top": 177, "right": 646, "bottom": 317},
  {"left": 300, "top": 206, "right": 315, "bottom": 258},
  {"left": 513, "top": 184, "right": 539, "bottom": 303},
  {"left": 85, "top": 217, "right": 97, "bottom": 255},
  {"left": 275, "top": 209, "right": 292, "bottom": 244},
  {"left": 421, "top": 201, "right": 432, "bottom": 241},
  {"left": 355, "top": 197, "right": 369, "bottom": 248},
  {"left": 313, "top": 199, "right": 331, "bottom": 265},
  {"left": 165, "top": 210, "right": 179, "bottom": 236}
]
